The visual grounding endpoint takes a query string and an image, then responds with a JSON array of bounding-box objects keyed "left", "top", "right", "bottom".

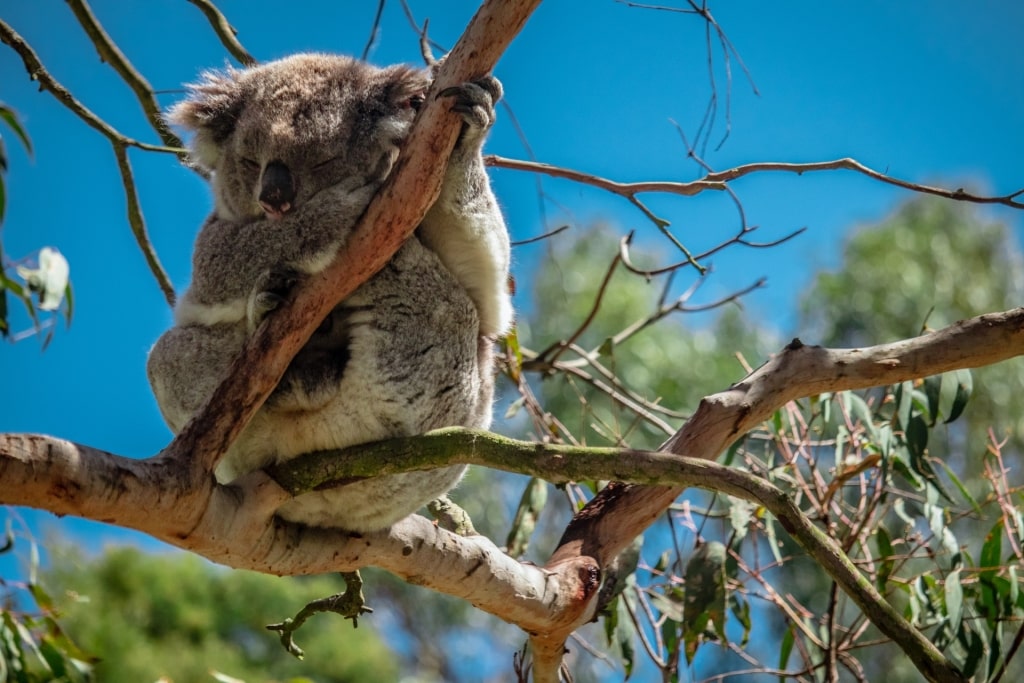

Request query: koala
[{"left": 147, "top": 53, "right": 512, "bottom": 531}]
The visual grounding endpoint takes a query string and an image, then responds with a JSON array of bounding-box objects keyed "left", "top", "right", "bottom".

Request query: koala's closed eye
[
  {"left": 240, "top": 158, "right": 260, "bottom": 172},
  {"left": 405, "top": 93, "right": 425, "bottom": 111},
  {"left": 313, "top": 156, "right": 343, "bottom": 171}
]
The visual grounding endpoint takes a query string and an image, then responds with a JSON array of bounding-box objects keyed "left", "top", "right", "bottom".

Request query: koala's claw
[
  {"left": 248, "top": 266, "right": 301, "bottom": 331},
  {"left": 439, "top": 76, "right": 502, "bottom": 133}
]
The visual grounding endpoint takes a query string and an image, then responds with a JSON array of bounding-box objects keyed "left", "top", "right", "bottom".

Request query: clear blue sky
[{"left": 2, "top": 0, "right": 1023, "bottom": 672}]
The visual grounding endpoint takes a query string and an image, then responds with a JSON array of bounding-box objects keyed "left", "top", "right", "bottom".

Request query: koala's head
[{"left": 169, "top": 54, "right": 430, "bottom": 221}]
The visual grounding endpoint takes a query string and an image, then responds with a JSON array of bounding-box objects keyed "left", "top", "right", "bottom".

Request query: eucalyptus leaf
[
  {"left": 944, "top": 567, "right": 963, "bottom": 638},
  {"left": 0, "top": 105, "right": 33, "bottom": 155}
]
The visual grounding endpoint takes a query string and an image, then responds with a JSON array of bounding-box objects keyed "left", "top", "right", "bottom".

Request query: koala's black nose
[{"left": 259, "top": 160, "right": 296, "bottom": 219}]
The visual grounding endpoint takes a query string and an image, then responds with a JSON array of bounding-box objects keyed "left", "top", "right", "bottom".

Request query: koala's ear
[{"left": 167, "top": 68, "right": 245, "bottom": 171}]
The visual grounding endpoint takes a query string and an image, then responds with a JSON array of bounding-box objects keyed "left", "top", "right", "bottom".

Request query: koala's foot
[
  {"left": 439, "top": 76, "right": 503, "bottom": 144},
  {"left": 247, "top": 266, "right": 301, "bottom": 333}
]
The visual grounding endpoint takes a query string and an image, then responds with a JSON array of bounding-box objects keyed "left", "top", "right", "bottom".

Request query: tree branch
[
  {"left": 545, "top": 307, "right": 1024, "bottom": 682},
  {"left": 4, "top": 307, "right": 1021, "bottom": 681},
  {"left": 0, "top": 18, "right": 178, "bottom": 307},
  {"left": 486, "top": 154, "right": 1024, "bottom": 210},
  {"left": 183, "top": 0, "right": 257, "bottom": 67},
  {"left": 65, "top": 0, "right": 190, "bottom": 166}
]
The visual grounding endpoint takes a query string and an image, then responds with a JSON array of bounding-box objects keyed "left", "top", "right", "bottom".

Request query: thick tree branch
[
  {"left": 0, "top": 434, "right": 566, "bottom": 633},
  {"left": 544, "top": 307, "right": 1024, "bottom": 683},
  {"left": 3, "top": 307, "right": 1021, "bottom": 682}
]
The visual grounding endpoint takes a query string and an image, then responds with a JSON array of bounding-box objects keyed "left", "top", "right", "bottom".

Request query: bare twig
[
  {"left": 533, "top": 248, "right": 622, "bottom": 366},
  {"left": 557, "top": 341, "right": 689, "bottom": 419},
  {"left": 617, "top": 0, "right": 759, "bottom": 153},
  {"left": 510, "top": 223, "right": 570, "bottom": 247},
  {"left": 705, "top": 159, "right": 1024, "bottom": 209},
  {"left": 551, "top": 357, "right": 678, "bottom": 435},
  {"left": 184, "top": 0, "right": 257, "bottom": 67},
  {"left": 487, "top": 154, "right": 1024, "bottom": 210},
  {"left": 0, "top": 19, "right": 177, "bottom": 307},
  {"left": 361, "top": 0, "right": 387, "bottom": 60},
  {"left": 397, "top": 0, "right": 447, "bottom": 58},
  {"left": 65, "top": 0, "right": 190, "bottom": 167}
]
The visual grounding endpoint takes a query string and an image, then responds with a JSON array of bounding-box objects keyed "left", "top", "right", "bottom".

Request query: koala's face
[{"left": 170, "top": 54, "right": 430, "bottom": 221}]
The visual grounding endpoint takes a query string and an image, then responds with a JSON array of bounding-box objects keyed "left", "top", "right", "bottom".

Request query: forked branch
[
  {"left": 487, "top": 154, "right": 1024, "bottom": 210},
  {"left": 2, "top": 307, "right": 1021, "bottom": 683},
  {"left": 0, "top": 17, "right": 177, "bottom": 307}
]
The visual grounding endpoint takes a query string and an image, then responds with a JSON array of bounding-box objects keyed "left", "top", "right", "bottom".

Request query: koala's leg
[
  {"left": 267, "top": 305, "right": 351, "bottom": 412},
  {"left": 418, "top": 76, "right": 513, "bottom": 338},
  {"left": 270, "top": 239, "right": 483, "bottom": 531},
  {"left": 147, "top": 323, "right": 246, "bottom": 434}
]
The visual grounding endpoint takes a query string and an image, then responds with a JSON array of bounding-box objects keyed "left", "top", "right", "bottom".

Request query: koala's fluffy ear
[{"left": 167, "top": 68, "right": 245, "bottom": 171}]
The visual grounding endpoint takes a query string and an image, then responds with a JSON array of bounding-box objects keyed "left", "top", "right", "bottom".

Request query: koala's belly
[{"left": 220, "top": 238, "right": 486, "bottom": 530}]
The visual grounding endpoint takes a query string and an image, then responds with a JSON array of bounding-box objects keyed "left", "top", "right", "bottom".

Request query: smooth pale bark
[{"left": 4, "top": 308, "right": 1021, "bottom": 682}]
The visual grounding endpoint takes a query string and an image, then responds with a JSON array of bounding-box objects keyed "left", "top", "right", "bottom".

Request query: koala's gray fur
[{"left": 147, "top": 53, "right": 512, "bottom": 531}]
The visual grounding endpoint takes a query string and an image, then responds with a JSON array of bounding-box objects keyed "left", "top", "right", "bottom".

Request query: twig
[
  {"left": 0, "top": 19, "right": 176, "bottom": 307},
  {"left": 704, "top": 159, "right": 1024, "bottom": 210},
  {"left": 113, "top": 145, "right": 176, "bottom": 307},
  {"left": 606, "top": 261, "right": 763, "bottom": 346},
  {"left": 266, "top": 571, "right": 373, "bottom": 658},
  {"left": 360, "top": 0, "right": 387, "bottom": 60},
  {"left": 617, "top": 0, "right": 759, "bottom": 153},
  {"left": 65, "top": 0, "right": 191, "bottom": 168},
  {"left": 557, "top": 341, "right": 689, "bottom": 419},
  {"left": 487, "top": 154, "right": 1024, "bottom": 211},
  {"left": 184, "top": 0, "right": 257, "bottom": 67},
  {"left": 554, "top": 359, "right": 678, "bottom": 435},
  {"left": 533, "top": 248, "right": 622, "bottom": 366},
  {"left": 397, "top": 0, "right": 448, "bottom": 59},
  {"left": 510, "top": 223, "right": 570, "bottom": 247},
  {"left": 486, "top": 154, "right": 725, "bottom": 199}
]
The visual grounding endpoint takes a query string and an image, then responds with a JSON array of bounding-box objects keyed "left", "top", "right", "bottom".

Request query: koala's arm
[
  {"left": 173, "top": 182, "right": 379, "bottom": 330},
  {"left": 418, "top": 77, "right": 512, "bottom": 339}
]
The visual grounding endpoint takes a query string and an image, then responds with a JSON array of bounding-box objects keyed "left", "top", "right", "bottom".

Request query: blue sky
[{"left": 2, "top": 0, "right": 1023, "bottom": 673}]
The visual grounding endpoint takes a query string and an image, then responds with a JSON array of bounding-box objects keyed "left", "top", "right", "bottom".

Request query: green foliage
[
  {"left": 800, "top": 197, "right": 1024, "bottom": 455},
  {"left": 679, "top": 541, "right": 727, "bottom": 665},
  {"left": 0, "top": 103, "right": 34, "bottom": 226},
  {"left": 41, "top": 545, "right": 398, "bottom": 683},
  {"left": 1, "top": 529, "right": 95, "bottom": 683}
]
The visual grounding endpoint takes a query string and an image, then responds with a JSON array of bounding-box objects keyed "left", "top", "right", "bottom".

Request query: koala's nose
[{"left": 259, "top": 160, "right": 296, "bottom": 219}]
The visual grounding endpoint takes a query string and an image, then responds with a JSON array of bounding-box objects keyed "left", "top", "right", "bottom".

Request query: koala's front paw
[
  {"left": 247, "top": 266, "right": 301, "bottom": 333},
  {"left": 439, "top": 76, "right": 502, "bottom": 142}
]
